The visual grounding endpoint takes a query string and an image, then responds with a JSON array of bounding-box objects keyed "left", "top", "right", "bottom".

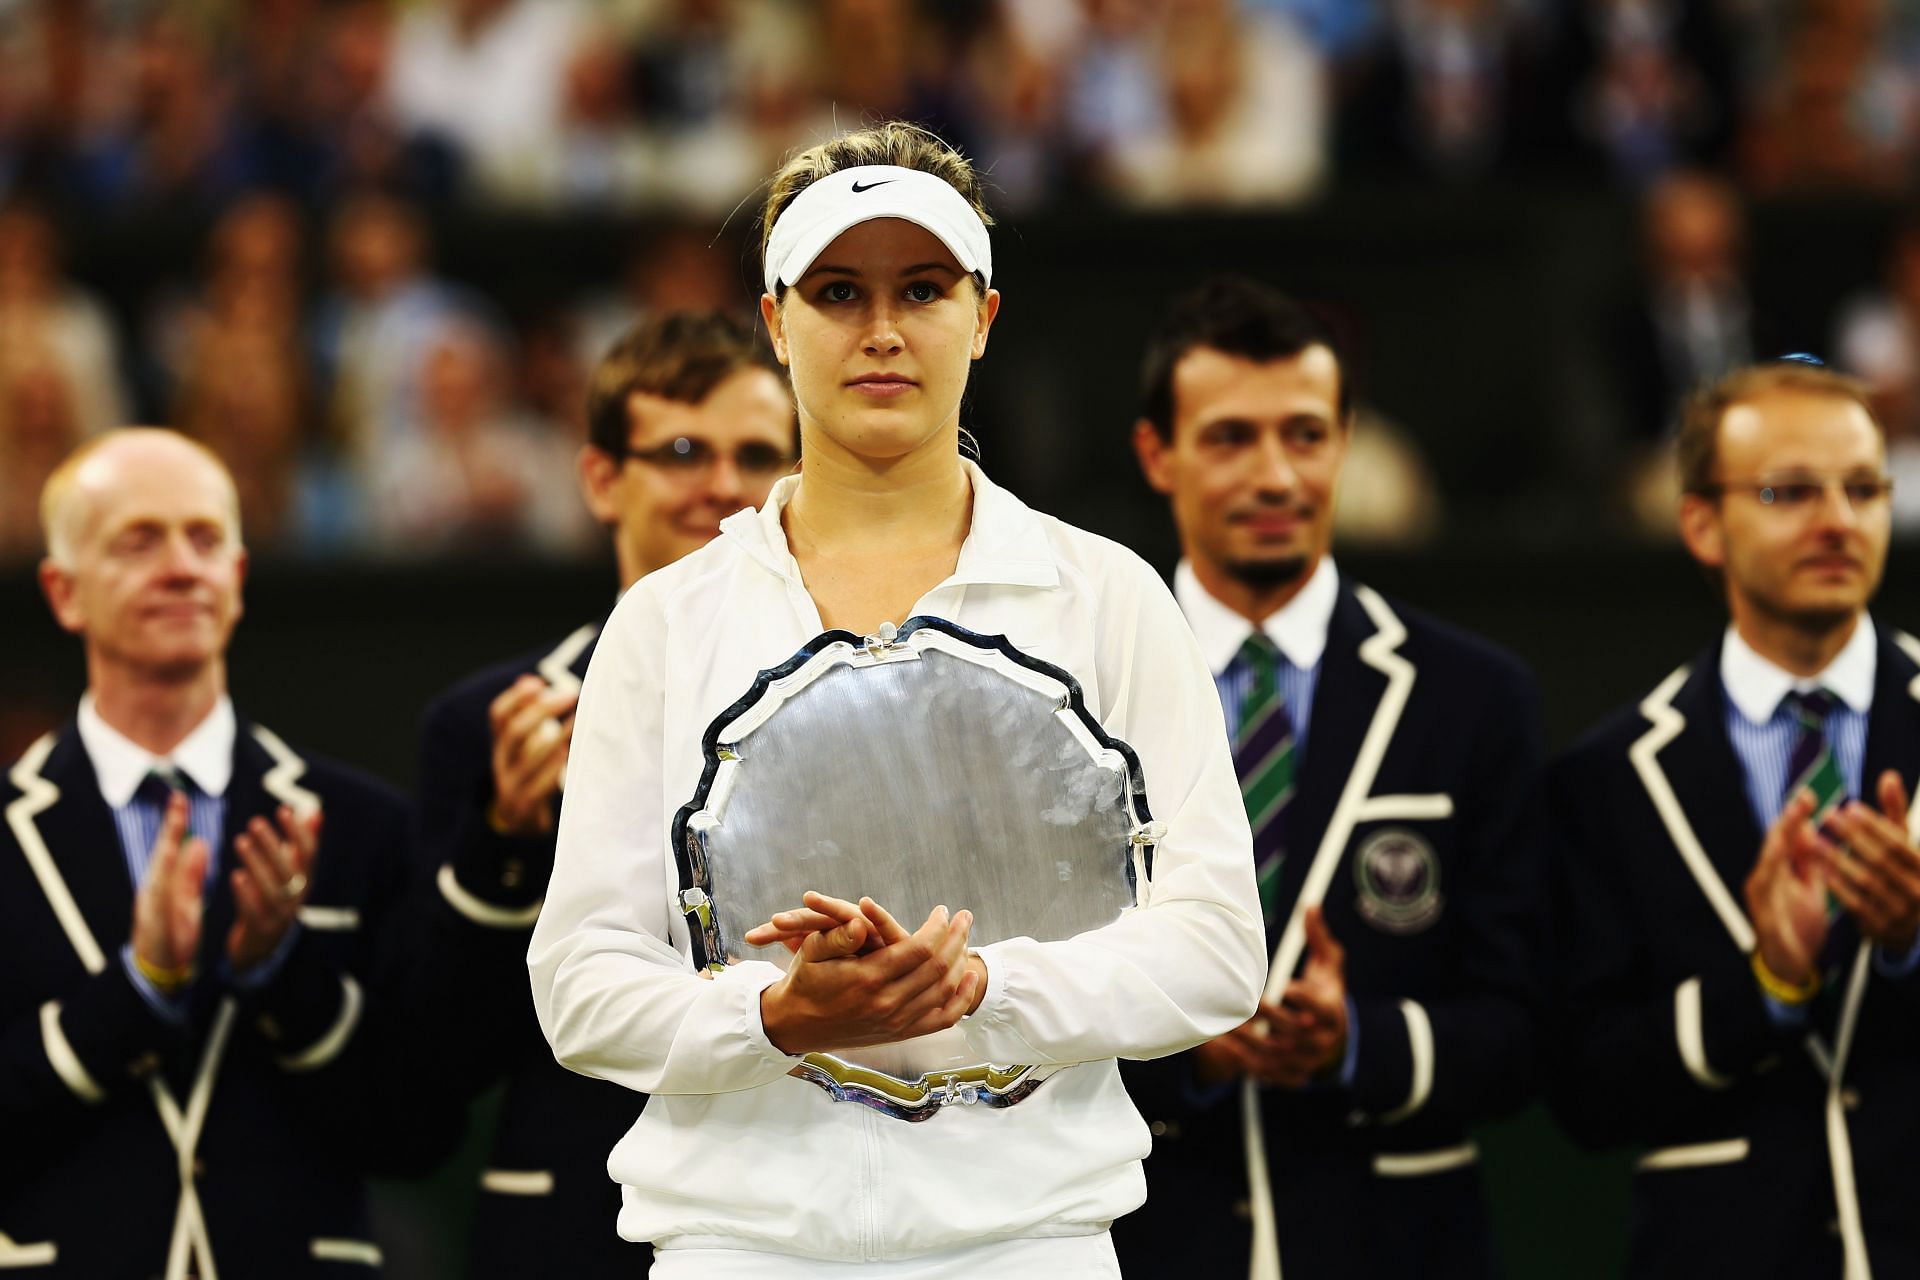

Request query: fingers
[
  {"left": 144, "top": 791, "right": 191, "bottom": 890},
  {"left": 274, "top": 804, "right": 321, "bottom": 875},
  {"left": 487, "top": 676, "right": 546, "bottom": 737},
  {"left": 1879, "top": 770, "right": 1912, "bottom": 837},
  {"left": 171, "top": 836, "right": 209, "bottom": 947},
  {"left": 232, "top": 824, "right": 296, "bottom": 913},
  {"left": 499, "top": 686, "right": 578, "bottom": 769},
  {"left": 859, "top": 897, "right": 914, "bottom": 946},
  {"left": 1303, "top": 905, "right": 1345, "bottom": 973},
  {"left": 798, "top": 912, "right": 869, "bottom": 961}
]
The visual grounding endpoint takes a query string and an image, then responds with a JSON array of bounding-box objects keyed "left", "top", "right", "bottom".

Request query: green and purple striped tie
[{"left": 1234, "top": 633, "right": 1296, "bottom": 923}]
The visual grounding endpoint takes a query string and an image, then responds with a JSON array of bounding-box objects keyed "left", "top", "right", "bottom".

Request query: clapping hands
[{"left": 746, "top": 892, "right": 988, "bottom": 1057}]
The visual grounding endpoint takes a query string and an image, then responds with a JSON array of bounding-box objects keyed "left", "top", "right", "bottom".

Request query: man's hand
[
  {"left": 227, "top": 805, "right": 321, "bottom": 976},
  {"left": 1745, "top": 789, "right": 1833, "bottom": 989},
  {"left": 487, "top": 676, "right": 577, "bottom": 837},
  {"left": 1193, "top": 906, "right": 1349, "bottom": 1090},
  {"left": 756, "top": 894, "right": 983, "bottom": 1056},
  {"left": 1821, "top": 771, "right": 1920, "bottom": 953},
  {"left": 131, "top": 791, "right": 210, "bottom": 985}
]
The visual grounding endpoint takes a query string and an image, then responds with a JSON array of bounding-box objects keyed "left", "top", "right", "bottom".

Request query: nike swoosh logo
[{"left": 850, "top": 180, "right": 895, "bottom": 193}]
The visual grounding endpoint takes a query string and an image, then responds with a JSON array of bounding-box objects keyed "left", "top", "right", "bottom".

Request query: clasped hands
[
  {"left": 745, "top": 891, "right": 988, "bottom": 1057},
  {"left": 1747, "top": 769, "right": 1920, "bottom": 991},
  {"left": 1194, "top": 905, "right": 1349, "bottom": 1090},
  {"left": 131, "top": 791, "right": 321, "bottom": 992}
]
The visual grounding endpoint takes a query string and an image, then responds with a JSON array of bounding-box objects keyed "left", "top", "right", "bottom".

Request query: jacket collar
[
  {"left": 75, "top": 694, "right": 235, "bottom": 807},
  {"left": 719, "top": 458, "right": 1061, "bottom": 591},
  {"left": 1719, "top": 616, "right": 1876, "bottom": 726},
  {"left": 1174, "top": 556, "right": 1339, "bottom": 676}
]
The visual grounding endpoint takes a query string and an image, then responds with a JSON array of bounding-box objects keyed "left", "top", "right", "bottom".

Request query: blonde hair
[
  {"left": 41, "top": 428, "right": 241, "bottom": 568},
  {"left": 1677, "top": 363, "right": 1883, "bottom": 495},
  {"left": 758, "top": 121, "right": 993, "bottom": 299}
]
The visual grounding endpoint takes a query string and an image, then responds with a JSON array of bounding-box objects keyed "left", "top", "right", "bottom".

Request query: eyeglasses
[
  {"left": 1695, "top": 473, "right": 1894, "bottom": 511},
  {"left": 615, "top": 437, "right": 797, "bottom": 480}
]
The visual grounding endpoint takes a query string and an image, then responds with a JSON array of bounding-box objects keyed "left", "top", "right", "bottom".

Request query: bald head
[{"left": 41, "top": 428, "right": 242, "bottom": 569}]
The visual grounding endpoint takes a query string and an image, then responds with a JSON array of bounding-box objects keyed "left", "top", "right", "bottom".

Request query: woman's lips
[{"left": 848, "top": 377, "right": 915, "bottom": 399}]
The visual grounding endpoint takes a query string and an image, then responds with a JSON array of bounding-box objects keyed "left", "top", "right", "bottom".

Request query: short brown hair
[
  {"left": 757, "top": 121, "right": 993, "bottom": 300},
  {"left": 1676, "top": 362, "right": 1883, "bottom": 495},
  {"left": 585, "top": 311, "right": 784, "bottom": 457}
]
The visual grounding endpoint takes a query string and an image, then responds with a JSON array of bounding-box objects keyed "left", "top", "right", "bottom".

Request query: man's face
[
  {"left": 42, "top": 438, "right": 247, "bottom": 681},
  {"left": 1681, "top": 390, "right": 1891, "bottom": 630},
  {"left": 1134, "top": 344, "right": 1348, "bottom": 591},
  {"left": 582, "top": 366, "right": 795, "bottom": 581}
]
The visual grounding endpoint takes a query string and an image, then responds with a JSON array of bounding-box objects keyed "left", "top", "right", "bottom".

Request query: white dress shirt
[{"left": 529, "top": 460, "right": 1264, "bottom": 1268}]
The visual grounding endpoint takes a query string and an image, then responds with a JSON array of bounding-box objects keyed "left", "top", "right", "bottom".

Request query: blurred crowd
[{"left": 6, "top": 0, "right": 1920, "bottom": 562}]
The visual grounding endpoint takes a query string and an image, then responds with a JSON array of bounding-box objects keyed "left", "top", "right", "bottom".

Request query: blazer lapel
[
  {"left": 1652, "top": 647, "right": 1767, "bottom": 919},
  {"left": 1862, "top": 622, "right": 1920, "bottom": 805},
  {"left": 14, "top": 727, "right": 139, "bottom": 978},
  {"left": 1274, "top": 588, "right": 1385, "bottom": 933}
]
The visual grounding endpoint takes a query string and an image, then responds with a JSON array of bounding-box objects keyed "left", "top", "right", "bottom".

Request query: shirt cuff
[
  {"left": 1760, "top": 990, "right": 1811, "bottom": 1029},
  {"left": 1335, "top": 995, "right": 1361, "bottom": 1088},
  {"left": 1873, "top": 933, "right": 1920, "bottom": 979},
  {"left": 121, "top": 944, "right": 190, "bottom": 1027}
]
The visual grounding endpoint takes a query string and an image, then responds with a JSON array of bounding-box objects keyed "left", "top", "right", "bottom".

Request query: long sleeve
[
  {"left": 0, "top": 960, "right": 183, "bottom": 1180},
  {"left": 528, "top": 585, "right": 800, "bottom": 1097},
  {"left": 1545, "top": 753, "right": 1794, "bottom": 1150},
  {"left": 408, "top": 686, "right": 555, "bottom": 1100},
  {"left": 958, "top": 556, "right": 1266, "bottom": 1067}
]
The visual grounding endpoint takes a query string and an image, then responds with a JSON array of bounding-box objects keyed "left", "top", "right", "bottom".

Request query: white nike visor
[{"left": 762, "top": 164, "right": 992, "bottom": 297}]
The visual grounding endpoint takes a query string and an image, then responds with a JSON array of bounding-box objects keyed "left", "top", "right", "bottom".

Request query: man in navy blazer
[
  {"left": 1113, "top": 277, "right": 1543, "bottom": 1278},
  {"left": 0, "top": 428, "right": 450, "bottom": 1277},
  {"left": 412, "top": 310, "right": 795, "bottom": 1278},
  {"left": 1550, "top": 360, "right": 1920, "bottom": 1278}
]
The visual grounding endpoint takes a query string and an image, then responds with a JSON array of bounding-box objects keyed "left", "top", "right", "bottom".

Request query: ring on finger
[{"left": 280, "top": 872, "right": 308, "bottom": 902}]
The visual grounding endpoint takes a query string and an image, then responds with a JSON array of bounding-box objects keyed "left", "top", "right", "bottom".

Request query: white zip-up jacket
[{"left": 528, "top": 461, "right": 1264, "bottom": 1263}]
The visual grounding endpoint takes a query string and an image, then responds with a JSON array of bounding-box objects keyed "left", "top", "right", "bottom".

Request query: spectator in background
[
  {"left": 1565, "top": 0, "right": 1740, "bottom": 186},
  {"left": 1741, "top": 0, "right": 1919, "bottom": 196},
  {"left": 385, "top": 0, "right": 589, "bottom": 202},
  {"left": 311, "top": 191, "right": 473, "bottom": 480},
  {"left": 173, "top": 329, "right": 309, "bottom": 553},
  {"left": 1104, "top": 0, "right": 1327, "bottom": 208},
  {"left": 1616, "top": 170, "right": 1759, "bottom": 533},
  {"left": 0, "top": 355, "right": 84, "bottom": 562},
  {"left": 367, "top": 320, "right": 589, "bottom": 557},
  {"left": 574, "top": 222, "right": 752, "bottom": 372},
  {"left": 0, "top": 201, "right": 128, "bottom": 439},
  {"left": 1341, "top": 0, "right": 1568, "bottom": 182},
  {"left": 628, "top": 0, "right": 816, "bottom": 215},
  {"left": 1834, "top": 215, "right": 1920, "bottom": 531}
]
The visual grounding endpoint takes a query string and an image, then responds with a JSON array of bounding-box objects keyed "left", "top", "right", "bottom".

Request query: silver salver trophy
[{"left": 673, "top": 616, "right": 1163, "bottom": 1122}]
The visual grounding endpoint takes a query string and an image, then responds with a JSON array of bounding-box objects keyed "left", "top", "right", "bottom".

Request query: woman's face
[{"left": 762, "top": 217, "right": 999, "bottom": 465}]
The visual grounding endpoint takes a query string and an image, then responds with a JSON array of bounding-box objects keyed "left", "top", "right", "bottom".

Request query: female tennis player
[{"left": 529, "top": 121, "right": 1263, "bottom": 1278}]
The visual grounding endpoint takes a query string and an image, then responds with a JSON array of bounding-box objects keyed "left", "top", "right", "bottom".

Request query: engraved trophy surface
[{"left": 673, "top": 616, "right": 1160, "bottom": 1121}]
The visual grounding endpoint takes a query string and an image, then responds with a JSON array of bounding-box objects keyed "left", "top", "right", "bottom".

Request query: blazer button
[
  {"left": 1841, "top": 1087, "right": 1862, "bottom": 1111},
  {"left": 502, "top": 858, "right": 526, "bottom": 890},
  {"left": 1232, "top": 1198, "right": 1252, "bottom": 1221}
]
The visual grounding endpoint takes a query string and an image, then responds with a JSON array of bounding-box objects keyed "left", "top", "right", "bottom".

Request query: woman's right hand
[{"left": 758, "top": 894, "right": 979, "bottom": 1056}]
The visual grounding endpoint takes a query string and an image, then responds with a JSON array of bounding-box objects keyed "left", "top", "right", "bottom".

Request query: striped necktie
[
  {"left": 1234, "top": 633, "right": 1296, "bottom": 923},
  {"left": 1782, "top": 689, "right": 1844, "bottom": 822}
]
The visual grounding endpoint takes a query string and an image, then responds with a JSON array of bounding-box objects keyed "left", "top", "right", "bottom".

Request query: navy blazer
[
  {"left": 0, "top": 716, "right": 452, "bottom": 1278},
  {"left": 412, "top": 624, "right": 651, "bottom": 1279},
  {"left": 1549, "top": 623, "right": 1920, "bottom": 1279},
  {"left": 1116, "top": 582, "right": 1544, "bottom": 1279}
]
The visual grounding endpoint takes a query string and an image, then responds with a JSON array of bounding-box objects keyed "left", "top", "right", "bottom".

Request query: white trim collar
[
  {"left": 1175, "top": 556, "right": 1340, "bottom": 677},
  {"left": 76, "top": 694, "right": 236, "bottom": 807},
  {"left": 1720, "top": 616, "right": 1877, "bottom": 725},
  {"left": 721, "top": 458, "right": 1059, "bottom": 592}
]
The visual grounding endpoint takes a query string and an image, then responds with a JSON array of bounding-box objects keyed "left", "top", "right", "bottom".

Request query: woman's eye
[
  {"left": 822, "top": 281, "right": 856, "bottom": 303},
  {"left": 905, "top": 281, "right": 940, "bottom": 303}
]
